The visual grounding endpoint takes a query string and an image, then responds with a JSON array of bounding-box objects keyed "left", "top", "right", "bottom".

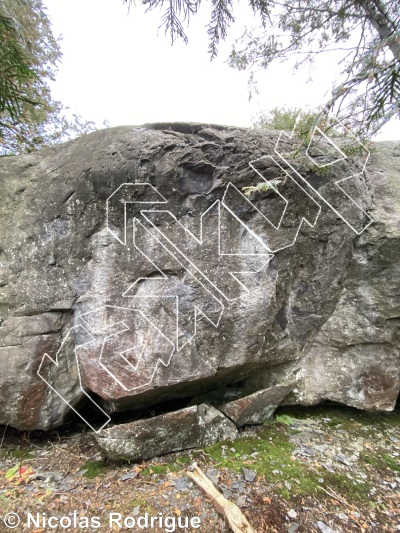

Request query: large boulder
[
  {"left": 244, "top": 142, "right": 400, "bottom": 411},
  {"left": 292, "top": 141, "right": 400, "bottom": 410},
  {"left": 0, "top": 123, "right": 398, "bottom": 431}
]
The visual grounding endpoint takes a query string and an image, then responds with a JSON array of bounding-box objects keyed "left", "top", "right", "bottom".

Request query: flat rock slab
[
  {"left": 95, "top": 404, "right": 238, "bottom": 461},
  {"left": 219, "top": 384, "right": 295, "bottom": 427}
]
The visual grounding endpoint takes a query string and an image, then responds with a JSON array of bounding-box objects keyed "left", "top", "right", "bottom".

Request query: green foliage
[
  {"left": 274, "top": 414, "right": 294, "bottom": 426},
  {"left": 4, "top": 464, "right": 35, "bottom": 484},
  {"left": 0, "top": 12, "right": 37, "bottom": 120},
  {"left": 248, "top": 105, "right": 370, "bottom": 189},
  {"left": 253, "top": 106, "right": 322, "bottom": 134},
  {"left": 126, "top": 0, "right": 400, "bottom": 135},
  {"left": 253, "top": 105, "right": 354, "bottom": 139},
  {"left": 229, "top": 1, "right": 400, "bottom": 136},
  {"left": 0, "top": 0, "right": 100, "bottom": 155},
  {"left": 4, "top": 465, "right": 19, "bottom": 480}
]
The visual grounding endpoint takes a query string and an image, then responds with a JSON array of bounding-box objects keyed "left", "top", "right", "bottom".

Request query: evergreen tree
[
  {"left": 123, "top": 0, "right": 400, "bottom": 135},
  {"left": 0, "top": 0, "right": 97, "bottom": 155}
]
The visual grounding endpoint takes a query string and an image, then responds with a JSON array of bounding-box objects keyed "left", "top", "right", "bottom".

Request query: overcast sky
[{"left": 44, "top": 0, "right": 399, "bottom": 140}]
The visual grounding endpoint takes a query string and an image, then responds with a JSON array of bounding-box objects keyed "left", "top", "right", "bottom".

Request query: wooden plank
[{"left": 186, "top": 464, "right": 255, "bottom": 533}]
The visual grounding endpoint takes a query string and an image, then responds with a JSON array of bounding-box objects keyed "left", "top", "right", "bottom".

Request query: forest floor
[{"left": 0, "top": 404, "right": 399, "bottom": 533}]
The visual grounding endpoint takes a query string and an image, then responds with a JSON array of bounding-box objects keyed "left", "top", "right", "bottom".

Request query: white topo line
[{"left": 38, "top": 120, "right": 374, "bottom": 431}]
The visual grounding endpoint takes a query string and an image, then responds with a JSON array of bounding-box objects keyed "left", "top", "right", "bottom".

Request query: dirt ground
[{"left": 1, "top": 404, "right": 400, "bottom": 533}]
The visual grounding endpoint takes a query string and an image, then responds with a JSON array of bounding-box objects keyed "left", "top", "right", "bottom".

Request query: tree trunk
[{"left": 358, "top": 0, "right": 400, "bottom": 60}]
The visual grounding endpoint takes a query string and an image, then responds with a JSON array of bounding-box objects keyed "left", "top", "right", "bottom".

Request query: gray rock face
[
  {"left": 0, "top": 123, "right": 398, "bottom": 431},
  {"left": 292, "top": 142, "right": 400, "bottom": 411},
  {"left": 219, "top": 384, "right": 295, "bottom": 426},
  {"left": 95, "top": 404, "right": 238, "bottom": 461}
]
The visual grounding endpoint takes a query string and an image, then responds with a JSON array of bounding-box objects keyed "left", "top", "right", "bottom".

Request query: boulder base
[{"left": 95, "top": 404, "right": 238, "bottom": 461}]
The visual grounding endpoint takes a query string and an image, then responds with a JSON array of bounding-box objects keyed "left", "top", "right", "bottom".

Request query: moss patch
[
  {"left": 0, "top": 449, "right": 35, "bottom": 460},
  {"left": 277, "top": 404, "right": 400, "bottom": 429},
  {"left": 79, "top": 460, "right": 108, "bottom": 479},
  {"left": 128, "top": 494, "right": 156, "bottom": 514},
  {"left": 140, "top": 455, "right": 191, "bottom": 478},
  {"left": 361, "top": 451, "right": 400, "bottom": 473},
  {"left": 322, "top": 472, "right": 370, "bottom": 502},
  {"left": 203, "top": 421, "right": 320, "bottom": 499}
]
